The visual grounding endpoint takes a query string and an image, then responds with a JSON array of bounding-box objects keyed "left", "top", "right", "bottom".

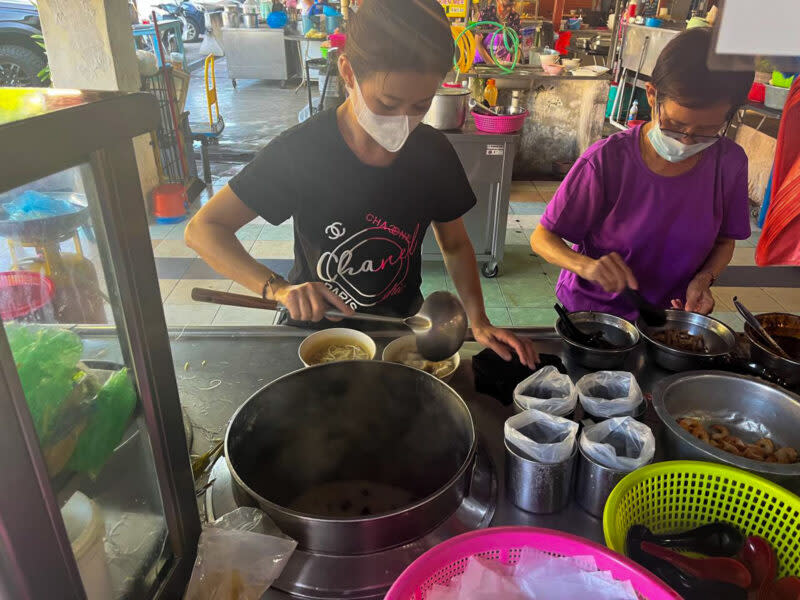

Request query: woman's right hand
[
  {"left": 273, "top": 282, "right": 355, "bottom": 322},
  {"left": 580, "top": 252, "right": 639, "bottom": 294}
]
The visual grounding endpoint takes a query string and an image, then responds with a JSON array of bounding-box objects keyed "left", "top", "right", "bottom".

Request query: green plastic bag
[
  {"left": 69, "top": 368, "right": 138, "bottom": 477},
  {"left": 6, "top": 324, "right": 83, "bottom": 443}
]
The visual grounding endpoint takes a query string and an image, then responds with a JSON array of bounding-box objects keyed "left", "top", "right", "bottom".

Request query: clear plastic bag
[
  {"left": 505, "top": 409, "right": 579, "bottom": 464},
  {"left": 513, "top": 366, "right": 577, "bottom": 416},
  {"left": 184, "top": 508, "right": 297, "bottom": 600},
  {"left": 579, "top": 417, "right": 655, "bottom": 471},
  {"left": 576, "top": 371, "right": 642, "bottom": 418}
]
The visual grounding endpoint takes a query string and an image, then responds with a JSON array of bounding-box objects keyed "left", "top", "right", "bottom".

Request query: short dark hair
[
  {"left": 345, "top": 0, "right": 454, "bottom": 78},
  {"left": 651, "top": 28, "right": 754, "bottom": 112}
]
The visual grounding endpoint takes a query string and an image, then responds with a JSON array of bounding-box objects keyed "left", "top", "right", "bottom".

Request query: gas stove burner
[{"left": 206, "top": 443, "right": 497, "bottom": 599}]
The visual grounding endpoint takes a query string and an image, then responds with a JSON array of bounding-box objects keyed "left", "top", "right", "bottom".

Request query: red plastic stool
[{"left": 153, "top": 183, "right": 187, "bottom": 224}]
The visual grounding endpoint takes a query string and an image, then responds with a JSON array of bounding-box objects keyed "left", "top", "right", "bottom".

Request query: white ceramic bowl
[
  {"left": 382, "top": 335, "right": 460, "bottom": 382},
  {"left": 298, "top": 328, "right": 376, "bottom": 367},
  {"left": 562, "top": 58, "right": 581, "bottom": 69},
  {"left": 539, "top": 53, "right": 560, "bottom": 66}
]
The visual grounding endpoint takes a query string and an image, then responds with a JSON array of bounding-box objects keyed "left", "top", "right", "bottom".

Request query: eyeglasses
[{"left": 655, "top": 99, "right": 729, "bottom": 144}]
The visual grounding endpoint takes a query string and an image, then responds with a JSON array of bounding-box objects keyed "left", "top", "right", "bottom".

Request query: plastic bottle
[
  {"left": 628, "top": 99, "right": 639, "bottom": 124},
  {"left": 483, "top": 79, "right": 498, "bottom": 107}
]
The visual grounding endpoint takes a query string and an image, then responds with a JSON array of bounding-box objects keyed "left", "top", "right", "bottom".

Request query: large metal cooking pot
[
  {"left": 745, "top": 312, "right": 800, "bottom": 388},
  {"left": 653, "top": 371, "right": 800, "bottom": 493},
  {"left": 422, "top": 87, "right": 470, "bottom": 130},
  {"left": 225, "top": 360, "right": 476, "bottom": 554}
]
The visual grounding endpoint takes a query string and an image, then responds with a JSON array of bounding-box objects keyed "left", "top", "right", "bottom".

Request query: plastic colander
[
  {"left": 604, "top": 461, "right": 800, "bottom": 578},
  {"left": 385, "top": 526, "right": 680, "bottom": 600},
  {"left": 0, "top": 271, "right": 54, "bottom": 319},
  {"left": 471, "top": 110, "right": 528, "bottom": 134}
]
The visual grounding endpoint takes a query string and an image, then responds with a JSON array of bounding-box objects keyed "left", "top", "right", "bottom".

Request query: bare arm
[
  {"left": 185, "top": 184, "right": 352, "bottom": 320},
  {"left": 530, "top": 223, "right": 638, "bottom": 293},
  {"left": 433, "top": 219, "right": 537, "bottom": 367},
  {"left": 184, "top": 184, "right": 269, "bottom": 295}
]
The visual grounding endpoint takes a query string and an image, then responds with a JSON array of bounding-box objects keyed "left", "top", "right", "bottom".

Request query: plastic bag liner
[
  {"left": 579, "top": 417, "right": 655, "bottom": 471},
  {"left": 513, "top": 365, "right": 577, "bottom": 416},
  {"left": 576, "top": 371, "right": 642, "bottom": 418},
  {"left": 505, "top": 408, "right": 579, "bottom": 464},
  {"left": 184, "top": 507, "right": 297, "bottom": 600}
]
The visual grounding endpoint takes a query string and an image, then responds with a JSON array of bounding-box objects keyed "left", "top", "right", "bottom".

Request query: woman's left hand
[
  {"left": 671, "top": 273, "right": 715, "bottom": 314},
  {"left": 472, "top": 322, "right": 539, "bottom": 368}
]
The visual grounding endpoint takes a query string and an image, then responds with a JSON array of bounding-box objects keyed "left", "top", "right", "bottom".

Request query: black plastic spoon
[
  {"left": 554, "top": 303, "right": 596, "bottom": 346},
  {"left": 632, "top": 523, "right": 744, "bottom": 557}
]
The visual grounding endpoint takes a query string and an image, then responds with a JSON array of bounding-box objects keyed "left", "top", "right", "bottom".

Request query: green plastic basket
[{"left": 603, "top": 461, "right": 800, "bottom": 578}]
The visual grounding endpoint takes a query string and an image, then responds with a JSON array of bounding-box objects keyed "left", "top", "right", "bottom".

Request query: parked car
[
  {"left": 0, "top": 0, "right": 45, "bottom": 86},
  {"left": 155, "top": 1, "right": 205, "bottom": 42}
]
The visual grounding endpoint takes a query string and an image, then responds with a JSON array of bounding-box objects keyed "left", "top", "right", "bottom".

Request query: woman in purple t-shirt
[{"left": 531, "top": 29, "right": 755, "bottom": 320}]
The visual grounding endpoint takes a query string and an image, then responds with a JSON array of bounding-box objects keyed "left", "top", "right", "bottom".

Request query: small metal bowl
[
  {"left": 637, "top": 310, "right": 735, "bottom": 372},
  {"left": 556, "top": 311, "right": 639, "bottom": 369},
  {"left": 653, "top": 371, "right": 800, "bottom": 494}
]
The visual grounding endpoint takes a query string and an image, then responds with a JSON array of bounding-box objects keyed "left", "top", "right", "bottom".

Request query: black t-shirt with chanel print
[{"left": 229, "top": 108, "right": 476, "bottom": 318}]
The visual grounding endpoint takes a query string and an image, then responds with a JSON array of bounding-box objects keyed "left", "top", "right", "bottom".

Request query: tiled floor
[{"left": 144, "top": 180, "right": 799, "bottom": 331}]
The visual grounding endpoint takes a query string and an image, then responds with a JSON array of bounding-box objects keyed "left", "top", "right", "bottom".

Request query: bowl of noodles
[
  {"left": 382, "top": 335, "right": 460, "bottom": 382},
  {"left": 298, "top": 328, "right": 376, "bottom": 367}
]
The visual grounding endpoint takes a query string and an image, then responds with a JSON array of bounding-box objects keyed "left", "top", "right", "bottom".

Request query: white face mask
[
  {"left": 646, "top": 99, "right": 719, "bottom": 163},
  {"left": 647, "top": 119, "right": 716, "bottom": 163},
  {"left": 348, "top": 78, "right": 424, "bottom": 153}
]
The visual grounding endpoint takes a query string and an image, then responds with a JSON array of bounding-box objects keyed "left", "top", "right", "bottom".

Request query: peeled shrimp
[
  {"left": 743, "top": 445, "right": 768, "bottom": 461},
  {"left": 756, "top": 438, "right": 776, "bottom": 455},
  {"left": 719, "top": 440, "right": 743, "bottom": 456},
  {"left": 774, "top": 447, "right": 799, "bottom": 464},
  {"left": 710, "top": 425, "right": 730, "bottom": 441},
  {"left": 727, "top": 436, "right": 748, "bottom": 453},
  {"left": 694, "top": 429, "right": 710, "bottom": 443},
  {"left": 678, "top": 418, "right": 702, "bottom": 432}
]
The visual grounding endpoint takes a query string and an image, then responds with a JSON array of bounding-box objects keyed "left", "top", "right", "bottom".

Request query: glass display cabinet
[{"left": 0, "top": 89, "right": 200, "bottom": 599}]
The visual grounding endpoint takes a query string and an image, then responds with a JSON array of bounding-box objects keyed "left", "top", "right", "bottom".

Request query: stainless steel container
[
  {"left": 652, "top": 371, "right": 800, "bottom": 494},
  {"left": 242, "top": 12, "right": 259, "bottom": 27},
  {"left": 745, "top": 313, "right": 800, "bottom": 387},
  {"left": 505, "top": 441, "right": 576, "bottom": 514},
  {"left": 556, "top": 311, "right": 640, "bottom": 370},
  {"left": 422, "top": 88, "right": 470, "bottom": 131},
  {"left": 637, "top": 310, "right": 736, "bottom": 372},
  {"left": 226, "top": 361, "right": 476, "bottom": 554},
  {"left": 575, "top": 445, "right": 630, "bottom": 518},
  {"left": 764, "top": 83, "right": 790, "bottom": 110},
  {"left": 222, "top": 4, "right": 242, "bottom": 27}
]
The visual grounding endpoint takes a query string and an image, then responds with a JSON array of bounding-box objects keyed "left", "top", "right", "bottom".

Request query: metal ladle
[{"left": 191, "top": 288, "right": 468, "bottom": 361}]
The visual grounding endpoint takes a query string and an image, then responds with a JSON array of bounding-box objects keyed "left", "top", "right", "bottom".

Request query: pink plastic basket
[
  {"left": 385, "top": 526, "right": 680, "bottom": 600},
  {"left": 471, "top": 109, "right": 528, "bottom": 134}
]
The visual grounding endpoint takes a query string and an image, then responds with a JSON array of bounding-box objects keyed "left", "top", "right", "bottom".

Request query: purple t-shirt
[{"left": 540, "top": 125, "right": 751, "bottom": 320}]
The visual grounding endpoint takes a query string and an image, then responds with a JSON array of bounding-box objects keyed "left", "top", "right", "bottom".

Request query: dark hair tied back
[
  {"left": 651, "top": 28, "right": 754, "bottom": 113},
  {"left": 345, "top": 0, "right": 454, "bottom": 79}
]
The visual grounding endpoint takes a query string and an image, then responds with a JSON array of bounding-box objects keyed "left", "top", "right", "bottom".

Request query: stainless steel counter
[
  {"left": 220, "top": 27, "right": 291, "bottom": 86},
  {"left": 79, "top": 326, "right": 672, "bottom": 598}
]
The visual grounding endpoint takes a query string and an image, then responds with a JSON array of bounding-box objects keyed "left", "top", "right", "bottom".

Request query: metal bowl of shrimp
[
  {"left": 653, "top": 371, "right": 800, "bottom": 493},
  {"left": 637, "top": 310, "right": 736, "bottom": 372}
]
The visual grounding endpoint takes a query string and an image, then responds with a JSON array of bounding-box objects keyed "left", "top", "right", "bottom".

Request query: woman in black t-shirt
[{"left": 185, "top": 0, "right": 537, "bottom": 367}]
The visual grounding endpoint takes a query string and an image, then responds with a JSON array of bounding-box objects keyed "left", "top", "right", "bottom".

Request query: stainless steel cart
[{"left": 423, "top": 125, "right": 518, "bottom": 278}]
